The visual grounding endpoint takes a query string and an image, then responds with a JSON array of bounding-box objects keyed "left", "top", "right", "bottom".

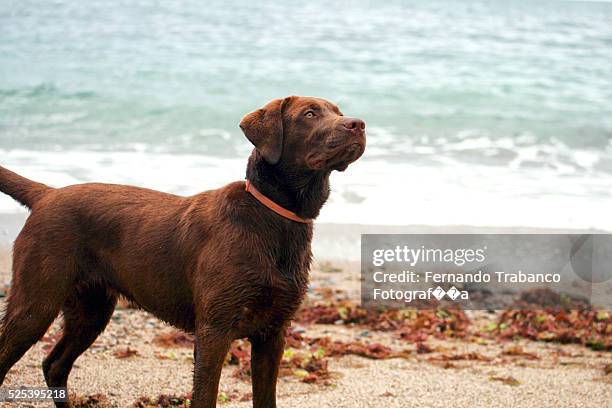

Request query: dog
[{"left": 0, "top": 96, "right": 366, "bottom": 407}]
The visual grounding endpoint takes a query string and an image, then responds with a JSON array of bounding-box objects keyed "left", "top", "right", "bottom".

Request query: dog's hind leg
[
  {"left": 0, "top": 298, "right": 61, "bottom": 385},
  {"left": 43, "top": 285, "right": 117, "bottom": 406},
  {"left": 0, "top": 257, "right": 66, "bottom": 385}
]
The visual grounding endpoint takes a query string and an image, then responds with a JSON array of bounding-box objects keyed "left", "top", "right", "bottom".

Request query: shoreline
[{"left": 1, "top": 212, "right": 609, "bottom": 262}]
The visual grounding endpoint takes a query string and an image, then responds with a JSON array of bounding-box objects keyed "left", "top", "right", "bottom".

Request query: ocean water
[{"left": 1, "top": 0, "right": 612, "bottom": 229}]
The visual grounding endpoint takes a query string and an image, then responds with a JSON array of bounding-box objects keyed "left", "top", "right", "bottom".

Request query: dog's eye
[{"left": 305, "top": 111, "right": 316, "bottom": 118}]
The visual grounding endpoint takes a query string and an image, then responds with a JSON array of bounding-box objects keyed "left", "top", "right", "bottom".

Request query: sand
[{"left": 0, "top": 220, "right": 610, "bottom": 407}]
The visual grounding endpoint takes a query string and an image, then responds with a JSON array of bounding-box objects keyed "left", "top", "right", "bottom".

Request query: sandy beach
[{"left": 0, "top": 215, "right": 610, "bottom": 408}]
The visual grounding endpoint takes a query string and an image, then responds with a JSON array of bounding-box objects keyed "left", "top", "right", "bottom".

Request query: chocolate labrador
[{"left": 0, "top": 96, "right": 365, "bottom": 407}]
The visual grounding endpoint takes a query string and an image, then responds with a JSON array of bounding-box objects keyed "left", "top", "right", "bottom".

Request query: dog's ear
[{"left": 239, "top": 98, "right": 289, "bottom": 165}]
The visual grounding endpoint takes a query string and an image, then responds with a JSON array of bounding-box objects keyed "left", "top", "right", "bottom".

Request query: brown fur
[{"left": 0, "top": 96, "right": 365, "bottom": 408}]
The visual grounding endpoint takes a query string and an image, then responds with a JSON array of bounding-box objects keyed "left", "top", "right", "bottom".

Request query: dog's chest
[
  {"left": 235, "top": 265, "right": 309, "bottom": 337},
  {"left": 230, "top": 222, "right": 312, "bottom": 337}
]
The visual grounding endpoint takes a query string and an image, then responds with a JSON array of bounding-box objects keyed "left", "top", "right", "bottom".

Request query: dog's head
[{"left": 240, "top": 96, "right": 365, "bottom": 172}]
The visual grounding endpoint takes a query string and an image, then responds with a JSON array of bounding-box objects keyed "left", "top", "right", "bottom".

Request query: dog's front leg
[
  {"left": 250, "top": 330, "right": 285, "bottom": 408},
  {"left": 192, "top": 328, "right": 231, "bottom": 408}
]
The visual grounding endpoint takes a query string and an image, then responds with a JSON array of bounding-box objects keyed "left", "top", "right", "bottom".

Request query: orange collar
[{"left": 245, "top": 179, "right": 312, "bottom": 224}]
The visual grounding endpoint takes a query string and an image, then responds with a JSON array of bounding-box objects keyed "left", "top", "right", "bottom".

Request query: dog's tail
[{"left": 0, "top": 165, "right": 52, "bottom": 209}]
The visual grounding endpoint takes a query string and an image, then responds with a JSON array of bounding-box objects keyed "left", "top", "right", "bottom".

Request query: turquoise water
[{"left": 1, "top": 0, "right": 612, "bottom": 228}]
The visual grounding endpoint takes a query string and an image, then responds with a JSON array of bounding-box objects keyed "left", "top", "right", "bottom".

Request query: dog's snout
[{"left": 343, "top": 117, "right": 365, "bottom": 132}]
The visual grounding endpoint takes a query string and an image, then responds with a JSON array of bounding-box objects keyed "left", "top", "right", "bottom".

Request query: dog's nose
[{"left": 343, "top": 117, "right": 366, "bottom": 132}]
